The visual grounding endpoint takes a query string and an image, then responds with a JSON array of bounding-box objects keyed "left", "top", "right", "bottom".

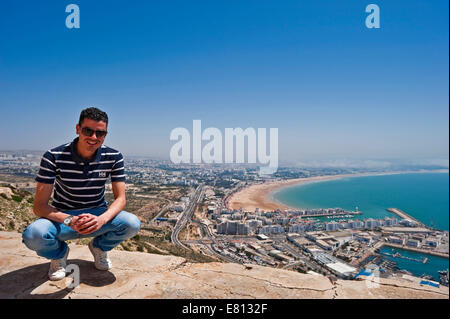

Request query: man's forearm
[
  {"left": 100, "top": 197, "right": 126, "bottom": 223},
  {"left": 33, "top": 204, "right": 71, "bottom": 224}
]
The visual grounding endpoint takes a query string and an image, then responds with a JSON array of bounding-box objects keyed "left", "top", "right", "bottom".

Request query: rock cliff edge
[{"left": 0, "top": 231, "right": 447, "bottom": 299}]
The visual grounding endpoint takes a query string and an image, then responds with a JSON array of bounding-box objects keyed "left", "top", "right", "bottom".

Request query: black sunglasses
[{"left": 81, "top": 126, "right": 107, "bottom": 138}]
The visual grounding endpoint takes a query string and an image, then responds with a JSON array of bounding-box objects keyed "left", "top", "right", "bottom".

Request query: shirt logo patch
[{"left": 99, "top": 172, "right": 106, "bottom": 178}]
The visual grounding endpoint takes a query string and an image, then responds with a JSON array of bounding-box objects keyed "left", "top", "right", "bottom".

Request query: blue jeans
[{"left": 22, "top": 207, "right": 141, "bottom": 260}]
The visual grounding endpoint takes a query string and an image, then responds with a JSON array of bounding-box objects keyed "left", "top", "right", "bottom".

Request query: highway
[
  {"left": 171, "top": 184, "right": 204, "bottom": 250},
  {"left": 168, "top": 184, "right": 244, "bottom": 263}
]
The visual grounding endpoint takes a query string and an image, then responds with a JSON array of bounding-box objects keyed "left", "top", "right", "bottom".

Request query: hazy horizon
[{"left": 1, "top": 148, "right": 448, "bottom": 170}]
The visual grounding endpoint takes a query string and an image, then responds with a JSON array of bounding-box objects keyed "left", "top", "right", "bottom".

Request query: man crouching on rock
[{"left": 22, "top": 107, "right": 141, "bottom": 281}]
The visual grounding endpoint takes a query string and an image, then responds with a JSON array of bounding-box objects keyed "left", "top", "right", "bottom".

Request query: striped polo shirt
[{"left": 35, "top": 137, "right": 125, "bottom": 211}]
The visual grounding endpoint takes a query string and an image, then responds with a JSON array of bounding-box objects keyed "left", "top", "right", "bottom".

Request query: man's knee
[
  {"left": 22, "top": 219, "right": 55, "bottom": 250},
  {"left": 115, "top": 211, "right": 141, "bottom": 238}
]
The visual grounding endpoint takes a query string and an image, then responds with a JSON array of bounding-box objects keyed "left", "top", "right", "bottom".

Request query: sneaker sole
[{"left": 48, "top": 272, "right": 67, "bottom": 281}]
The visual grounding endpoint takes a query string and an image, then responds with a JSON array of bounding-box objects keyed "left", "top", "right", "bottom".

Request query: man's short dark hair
[{"left": 79, "top": 107, "right": 108, "bottom": 126}]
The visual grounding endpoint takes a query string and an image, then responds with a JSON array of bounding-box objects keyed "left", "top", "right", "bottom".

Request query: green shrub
[{"left": 11, "top": 195, "right": 23, "bottom": 203}]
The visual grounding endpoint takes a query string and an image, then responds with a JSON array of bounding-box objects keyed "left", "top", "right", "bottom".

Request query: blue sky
[{"left": 0, "top": 0, "right": 448, "bottom": 165}]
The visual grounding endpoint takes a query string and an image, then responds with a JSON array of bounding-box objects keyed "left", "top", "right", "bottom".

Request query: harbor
[{"left": 378, "top": 245, "right": 449, "bottom": 282}]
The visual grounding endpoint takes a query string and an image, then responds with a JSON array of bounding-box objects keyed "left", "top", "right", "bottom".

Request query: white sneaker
[
  {"left": 88, "top": 240, "right": 112, "bottom": 271},
  {"left": 48, "top": 247, "right": 69, "bottom": 281}
]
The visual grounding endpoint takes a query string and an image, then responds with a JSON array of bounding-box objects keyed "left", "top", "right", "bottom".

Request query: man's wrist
[{"left": 63, "top": 214, "right": 74, "bottom": 226}]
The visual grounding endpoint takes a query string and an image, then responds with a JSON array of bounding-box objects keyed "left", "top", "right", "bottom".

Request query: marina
[{"left": 378, "top": 246, "right": 449, "bottom": 282}]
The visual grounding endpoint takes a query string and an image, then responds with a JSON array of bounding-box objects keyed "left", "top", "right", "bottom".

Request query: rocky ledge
[{"left": 0, "top": 231, "right": 448, "bottom": 299}]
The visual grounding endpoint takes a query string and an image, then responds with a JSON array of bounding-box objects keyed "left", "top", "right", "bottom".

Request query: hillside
[
  {"left": 0, "top": 185, "right": 36, "bottom": 232},
  {"left": 0, "top": 231, "right": 447, "bottom": 299}
]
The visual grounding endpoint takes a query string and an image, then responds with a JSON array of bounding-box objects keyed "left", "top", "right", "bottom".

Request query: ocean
[
  {"left": 272, "top": 172, "right": 449, "bottom": 280},
  {"left": 273, "top": 172, "right": 449, "bottom": 230}
]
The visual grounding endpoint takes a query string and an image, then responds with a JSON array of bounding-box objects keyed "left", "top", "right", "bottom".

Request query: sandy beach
[{"left": 226, "top": 170, "right": 449, "bottom": 212}]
